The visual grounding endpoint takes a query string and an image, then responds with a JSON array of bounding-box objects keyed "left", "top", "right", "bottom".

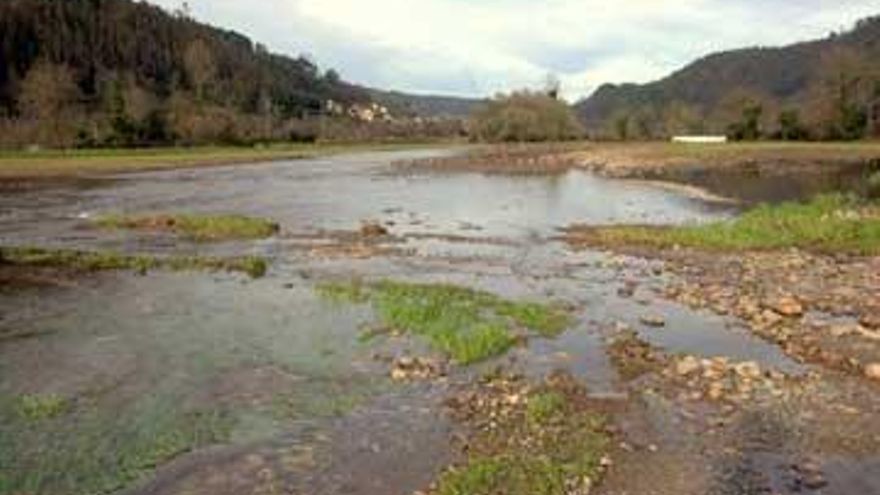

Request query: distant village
[{"left": 324, "top": 99, "right": 442, "bottom": 126}]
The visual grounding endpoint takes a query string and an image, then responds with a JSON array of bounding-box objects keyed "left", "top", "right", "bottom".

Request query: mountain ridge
[{"left": 575, "top": 16, "right": 880, "bottom": 139}]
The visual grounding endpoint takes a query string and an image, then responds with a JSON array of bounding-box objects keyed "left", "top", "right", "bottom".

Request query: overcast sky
[{"left": 150, "top": 0, "right": 880, "bottom": 101}]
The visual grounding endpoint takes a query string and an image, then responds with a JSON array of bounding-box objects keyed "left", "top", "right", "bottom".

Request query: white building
[{"left": 671, "top": 136, "right": 728, "bottom": 144}]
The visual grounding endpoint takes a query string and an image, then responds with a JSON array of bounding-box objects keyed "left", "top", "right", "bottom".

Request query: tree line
[{"left": 0, "top": 0, "right": 374, "bottom": 149}]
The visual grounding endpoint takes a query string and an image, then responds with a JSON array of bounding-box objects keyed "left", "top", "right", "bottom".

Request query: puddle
[
  {"left": 651, "top": 161, "right": 876, "bottom": 205},
  {"left": 745, "top": 453, "right": 880, "bottom": 495}
]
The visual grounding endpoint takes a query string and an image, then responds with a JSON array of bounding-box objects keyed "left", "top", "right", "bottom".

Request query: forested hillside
[
  {"left": 368, "top": 89, "right": 483, "bottom": 118},
  {"left": 576, "top": 16, "right": 880, "bottom": 141},
  {"left": 0, "top": 0, "right": 392, "bottom": 148}
]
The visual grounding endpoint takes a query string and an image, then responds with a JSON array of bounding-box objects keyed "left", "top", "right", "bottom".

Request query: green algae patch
[
  {"left": 316, "top": 280, "right": 572, "bottom": 364},
  {"left": 0, "top": 246, "right": 268, "bottom": 278},
  {"left": 95, "top": 213, "right": 280, "bottom": 242},
  {"left": 15, "top": 394, "right": 68, "bottom": 422},
  {"left": 0, "top": 400, "right": 232, "bottom": 495}
]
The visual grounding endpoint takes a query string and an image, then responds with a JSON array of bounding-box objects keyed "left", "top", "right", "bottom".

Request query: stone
[
  {"left": 707, "top": 382, "right": 726, "bottom": 401},
  {"left": 733, "top": 361, "right": 762, "bottom": 380},
  {"left": 803, "top": 475, "right": 828, "bottom": 490},
  {"left": 860, "top": 314, "right": 880, "bottom": 330},
  {"left": 675, "top": 356, "right": 701, "bottom": 376},
  {"left": 864, "top": 363, "right": 880, "bottom": 381},
  {"left": 360, "top": 221, "right": 389, "bottom": 237},
  {"left": 828, "top": 324, "right": 858, "bottom": 338},
  {"left": 760, "top": 309, "right": 784, "bottom": 326},
  {"left": 640, "top": 315, "right": 666, "bottom": 328},
  {"left": 769, "top": 296, "right": 804, "bottom": 317}
]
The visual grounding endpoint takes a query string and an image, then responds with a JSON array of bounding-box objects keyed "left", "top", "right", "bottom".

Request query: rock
[
  {"left": 802, "top": 474, "right": 828, "bottom": 490},
  {"left": 390, "top": 356, "right": 445, "bottom": 381},
  {"left": 828, "top": 324, "right": 858, "bottom": 338},
  {"left": 733, "top": 361, "right": 762, "bottom": 380},
  {"left": 611, "top": 321, "right": 631, "bottom": 332},
  {"left": 864, "top": 363, "right": 880, "bottom": 381},
  {"left": 759, "top": 309, "right": 784, "bottom": 326},
  {"left": 675, "top": 356, "right": 701, "bottom": 377},
  {"left": 360, "top": 221, "right": 389, "bottom": 237},
  {"left": 860, "top": 314, "right": 880, "bottom": 330},
  {"left": 707, "top": 382, "right": 726, "bottom": 401},
  {"left": 640, "top": 315, "right": 666, "bottom": 328},
  {"left": 769, "top": 296, "right": 804, "bottom": 317}
]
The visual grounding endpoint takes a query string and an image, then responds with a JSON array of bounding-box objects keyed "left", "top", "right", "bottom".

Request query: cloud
[{"left": 149, "top": 0, "right": 880, "bottom": 100}]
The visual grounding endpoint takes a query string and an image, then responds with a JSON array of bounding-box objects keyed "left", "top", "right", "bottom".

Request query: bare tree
[
  {"left": 544, "top": 73, "right": 561, "bottom": 100},
  {"left": 18, "top": 62, "right": 79, "bottom": 120},
  {"left": 17, "top": 62, "right": 81, "bottom": 146},
  {"left": 184, "top": 38, "right": 217, "bottom": 102}
]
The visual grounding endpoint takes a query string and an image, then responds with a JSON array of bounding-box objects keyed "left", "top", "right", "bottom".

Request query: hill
[
  {"left": 0, "top": 0, "right": 468, "bottom": 149},
  {"left": 368, "top": 89, "right": 484, "bottom": 118},
  {"left": 575, "top": 16, "right": 880, "bottom": 140}
]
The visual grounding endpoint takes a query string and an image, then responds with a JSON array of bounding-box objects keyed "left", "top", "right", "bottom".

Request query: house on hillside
[{"left": 347, "top": 103, "right": 393, "bottom": 123}]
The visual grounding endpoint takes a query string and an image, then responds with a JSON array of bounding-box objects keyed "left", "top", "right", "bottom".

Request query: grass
[
  {"left": 436, "top": 379, "right": 609, "bottom": 495},
  {"left": 15, "top": 394, "right": 68, "bottom": 422},
  {"left": 0, "top": 142, "right": 455, "bottom": 178},
  {"left": 0, "top": 246, "right": 268, "bottom": 278},
  {"left": 0, "top": 402, "right": 232, "bottom": 495},
  {"left": 526, "top": 391, "right": 567, "bottom": 425},
  {"left": 316, "top": 280, "right": 572, "bottom": 364},
  {"left": 95, "top": 213, "right": 280, "bottom": 241},
  {"left": 575, "top": 141, "right": 880, "bottom": 163},
  {"left": 570, "top": 194, "right": 880, "bottom": 255}
]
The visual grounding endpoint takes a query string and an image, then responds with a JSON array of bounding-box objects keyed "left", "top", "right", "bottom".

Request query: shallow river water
[{"left": 0, "top": 149, "right": 821, "bottom": 495}]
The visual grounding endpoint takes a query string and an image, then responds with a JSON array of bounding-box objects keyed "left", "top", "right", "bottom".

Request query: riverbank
[
  {"left": 0, "top": 141, "right": 460, "bottom": 180},
  {"left": 565, "top": 195, "right": 880, "bottom": 380},
  {"left": 572, "top": 141, "right": 880, "bottom": 177},
  {"left": 399, "top": 141, "right": 880, "bottom": 203}
]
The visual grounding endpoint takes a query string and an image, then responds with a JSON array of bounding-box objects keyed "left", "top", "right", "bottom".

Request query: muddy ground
[{"left": 1, "top": 147, "right": 878, "bottom": 495}]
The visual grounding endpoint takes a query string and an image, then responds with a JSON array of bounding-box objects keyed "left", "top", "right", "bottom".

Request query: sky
[{"left": 150, "top": 0, "right": 880, "bottom": 101}]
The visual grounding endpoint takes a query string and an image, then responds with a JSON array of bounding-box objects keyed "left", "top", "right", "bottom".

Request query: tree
[
  {"left": 811, "top": 46, "right": 874, "bottom": 140},
  {"left": 325, "top": 69, "right": 341, "bottom": 85},
  {"left": 184, "top": 38, "right": 217, "bottom": 102},
  {"left": 662, "top": 101, "right": 703, "bottom": 136},
  {"left": 469, "top": 91, "right": 584, "bottom": 142},
  {"left": 612, "top": 112, "right": 630, "bottom": 141},
  {"left": 17, "top": 62, "right": 81, "bottom": 146},
  {"left": 777, "top": 109, "right": 809, "bottom": 140},
  {"left": 18, "top": 62, "right": 79, "bottom": 120},
  {"left": 544, "top": 73, "right": 561, "bottom": 100},
  {"left": 727, "top": 104, "right": 763, "bottom": 141},
  {"left": 104, "top": 73, "right": 162, "bottom": 146}
]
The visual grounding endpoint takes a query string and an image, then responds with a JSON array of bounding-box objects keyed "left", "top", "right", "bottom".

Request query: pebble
[
  {"left": 675, "top": 356, "right": 701, "bottom": 376},
  {"left": 769, "top": 296, "right": 804, "bottom": 317},
  {"left": 640, "top": 315, "right": 666, "bottom": 328},
  {"left": 860, "top": 314, "right": 880, "bottom": 330},
  {"left": 864, "top": 363, "right": 880, "bottom": 381}
]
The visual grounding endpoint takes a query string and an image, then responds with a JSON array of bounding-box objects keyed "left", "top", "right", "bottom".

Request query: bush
[
  {"left": 469, "top": 91, "right": 584, "bottom": 143},
  {"left": 867, "top": 171, "right": 880, "bottom": 200}
]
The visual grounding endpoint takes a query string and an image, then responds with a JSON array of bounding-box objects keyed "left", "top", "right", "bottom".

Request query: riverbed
[{"left": 0, "top": 148, "right": 876, "bottom": 495}]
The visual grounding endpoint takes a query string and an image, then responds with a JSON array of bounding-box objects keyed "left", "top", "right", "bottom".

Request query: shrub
[
  {"left": 469, "top": 91, "right": 584, "bottom": 143},
  {"left": 867, "top": 171, "right": 880, "bottom": 199}
]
